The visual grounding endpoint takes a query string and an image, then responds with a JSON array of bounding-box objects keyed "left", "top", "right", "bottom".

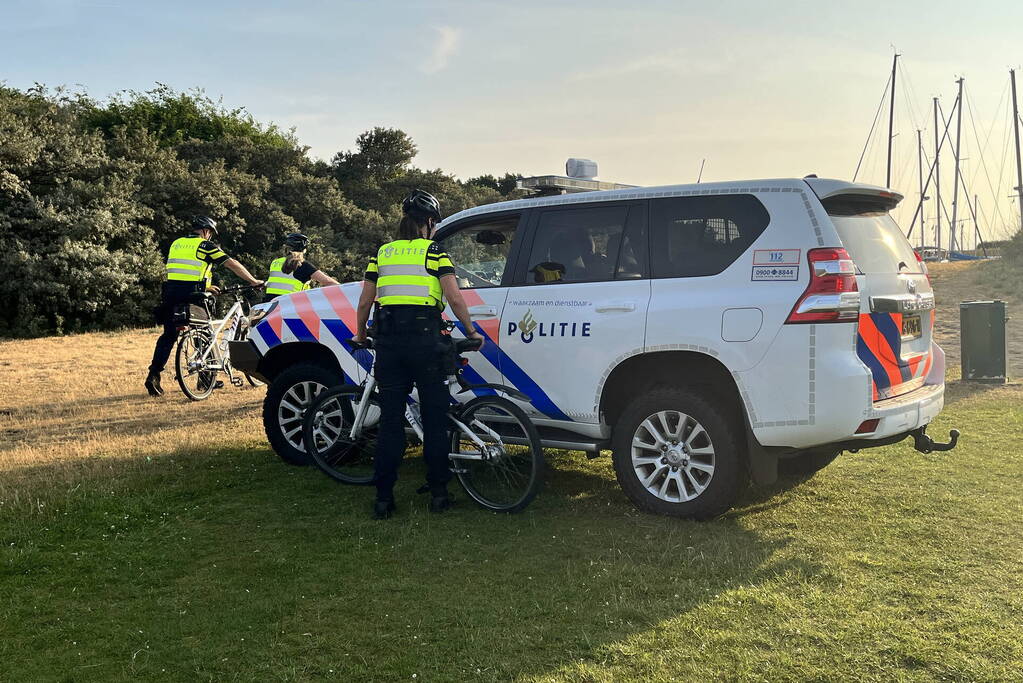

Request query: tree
[
  {"left": 0, "top": 84, "right": 530, "bottom": 337},
  {"left": 0, "top": 86, "right": 160, "bottom": 336},
  {"left": 80, "top": 84, "right": 296, "bottom": 149}
]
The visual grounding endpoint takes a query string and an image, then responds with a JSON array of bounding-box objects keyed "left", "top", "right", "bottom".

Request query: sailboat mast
[
  {"left": 933, "top": 97, "right": 941, "bottom": 252},
  {"left": 1011, "top": 69, "right": 1023, "bottom": 234},
  {"left": 886, "top": 53, "right": 899, "bottom": 188},
  {"left": 917, "top": 129, "right": 926, "bottom": 249},
  {"left": 950, "top": 77, "right": 964, "bottom": 253}
]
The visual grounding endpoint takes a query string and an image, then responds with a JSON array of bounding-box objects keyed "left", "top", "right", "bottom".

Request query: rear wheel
[
  {"left": 175, "top": 327, "right": 217, "bottom": 401},
  {"left": 263, "top": 363, "right": 341, "bottom": 465},
  {"left": 611, "top": 388, "right": 743, "bottom": 520},
  {"left": 451, "top": 396, "right": 544, "bottom": 513},
  {"left": 302, "top": 385, "right": 378, "bottom": 485}
]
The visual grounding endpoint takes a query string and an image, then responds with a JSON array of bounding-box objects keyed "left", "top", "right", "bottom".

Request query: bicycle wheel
[
  {"left": 245, "top": 374, "right": 265, "bottom": 388},
  {"left": 450, "top": 396, "right": 544, "bottom": 512},
  {"left": 302, "top": 385, "right": 379, "bottom": 485},
  {"left": 175, "top": 327, "right": 217, "bottom": 401}
]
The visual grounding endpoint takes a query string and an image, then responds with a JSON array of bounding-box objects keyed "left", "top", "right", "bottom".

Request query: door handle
[
  {"left": 595, "top": 301, "right": 636, "bottom": 313},
  {"left": 468, "top": 305, "right": 498, "bottom": 318}
]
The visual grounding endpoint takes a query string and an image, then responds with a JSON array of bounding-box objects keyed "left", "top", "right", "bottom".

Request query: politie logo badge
[{"left": 507, "top": 308, "right": 592, "bottom": 344}]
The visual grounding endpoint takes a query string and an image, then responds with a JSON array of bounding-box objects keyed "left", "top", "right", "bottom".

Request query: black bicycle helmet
[
  {"left": 284, "top": 232, "right": 309, "bottom": 251},
  {"left": 402, "top": 189, "right": 442, "bottom": 221},
  {"left": 191, "top": 215, "right": 218, "bottom": 235}
]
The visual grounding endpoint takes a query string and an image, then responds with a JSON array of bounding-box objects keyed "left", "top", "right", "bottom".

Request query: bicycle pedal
[{"left": 231, "top": 377, "right": 243, "bottom": 387}]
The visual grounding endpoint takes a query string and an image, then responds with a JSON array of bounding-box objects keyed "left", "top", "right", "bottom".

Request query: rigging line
[
  {"left": 907, "top": 96, "right": 958, "bottom": 237},
  {"left": 897, "top": 60, "right": 924, "bottom": 134},
  {"left": 992, "top": 83, "right": 1014, "bottom": 238},
  {"left": 853, "top": 71, "right": 892, "bottom": 181},
  {"left": 964, "top": 81, "right": 1011, "bottom": 238},
  {"left": 900, "top": 56, "right": 928, "bottom": 132}
]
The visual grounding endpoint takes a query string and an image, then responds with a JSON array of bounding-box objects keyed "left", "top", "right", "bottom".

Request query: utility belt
[{"left": 373, "top": 304, "right": 442, "bottom": 338}]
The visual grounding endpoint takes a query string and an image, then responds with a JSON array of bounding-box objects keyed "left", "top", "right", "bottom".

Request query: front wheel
[
  {"left": 451, "top": 396, "right": 544, "bottom": 513},
  {"left": 302, "top": 385, "right": 378, "bottom": 485},
  {"left": 263, "top": 363, "right": 342, "bottom": 465},
  {"left": 175, "top": 328, "right": 217, "bottom": 401}
]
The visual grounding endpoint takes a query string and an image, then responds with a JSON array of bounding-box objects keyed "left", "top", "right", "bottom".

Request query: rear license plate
[{"left": 902, "top": 315, "right": 922, "bottom": 339}]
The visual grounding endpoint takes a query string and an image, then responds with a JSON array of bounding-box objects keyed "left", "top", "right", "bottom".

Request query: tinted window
[
  {"left": 650, "top": 195, "right": 769, "bottom": 278},
  {"left": 526, "top": 205, "right": 628, "bottom": 284},
  {"left": 440, "top": 217, "right": 519, "bottom": 288},
  {"left": 829, "top": 212, "right": 923, "bottom": 274}
]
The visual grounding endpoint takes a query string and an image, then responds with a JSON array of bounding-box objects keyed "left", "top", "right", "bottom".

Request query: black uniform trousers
[
  {"left": 148, "top": 281, "right": 202, "bottom": 374},
  {"left": 373, "top": 309, "right": 452, "bottom": 502}
]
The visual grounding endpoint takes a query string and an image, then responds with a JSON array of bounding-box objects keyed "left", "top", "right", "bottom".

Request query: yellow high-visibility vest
[
  {"left": 165, "top": 237, "right": 211, "bottom": 284},
  {"left": 374, "top": 239, "right": 444, "bottom": 308},
  {"left": 265, "top": 257, "right": 312, "bottom": 296}
]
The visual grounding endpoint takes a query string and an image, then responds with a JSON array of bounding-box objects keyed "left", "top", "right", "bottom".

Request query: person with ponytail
[
  {"left": 353, "top": 189, "right": 482, "bottom": 520},
  {"left": 263, "top": 233, "right": 338, "bottom": 303}
]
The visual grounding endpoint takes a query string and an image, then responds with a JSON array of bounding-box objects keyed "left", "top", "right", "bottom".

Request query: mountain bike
[
  {"left": 174, "top": 284, "right": 264, "bottom": 401},
  {"left": 301, "top": 332, "right": 544, "bottom": 513}
]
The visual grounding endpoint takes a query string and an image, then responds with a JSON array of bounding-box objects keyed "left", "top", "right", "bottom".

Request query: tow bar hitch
[{"left": 911, "top": 426, "right": 960, "bottom": 453}]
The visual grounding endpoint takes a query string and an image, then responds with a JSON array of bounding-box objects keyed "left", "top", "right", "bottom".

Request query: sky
[{"left": 3, "top": 0, "right": 1023, "bottom": 243}]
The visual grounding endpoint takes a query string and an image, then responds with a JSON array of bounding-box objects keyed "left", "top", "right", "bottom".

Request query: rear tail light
[
  {"left": 914, "top": 251, "right": 931, "bottom": 285},
  {"left": 785, "top": 248, "right": 860, "bottom": 324}
]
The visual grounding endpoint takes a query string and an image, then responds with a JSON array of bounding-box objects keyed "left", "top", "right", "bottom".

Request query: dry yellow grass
[{"left": 0, "top": 327, "right": 267, "bottom": 489}]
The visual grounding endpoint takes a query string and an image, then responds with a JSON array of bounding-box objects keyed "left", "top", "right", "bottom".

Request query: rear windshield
[{"left": 829, "top": 211, "right": 922, "bottom": 274}]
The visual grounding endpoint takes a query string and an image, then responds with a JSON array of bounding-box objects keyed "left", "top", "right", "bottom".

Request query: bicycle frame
[
  {"left": 186, "top": 295, "right": 247, "bottom": 379},
  {"left": 346, "top": 353, "right": 512, "bottom": 461}
]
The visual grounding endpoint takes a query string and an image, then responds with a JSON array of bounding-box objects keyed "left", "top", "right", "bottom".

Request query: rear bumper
[{"left": 229, "top": 340, "right": 265, "bottom": 382}]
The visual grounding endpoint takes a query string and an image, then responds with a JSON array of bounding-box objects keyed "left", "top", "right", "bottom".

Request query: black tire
[
  {"left": 263, "top": 363, "right": 343, "bottom": 466},
  {"left": 175, "top": 328, "right": 217, "bottom": 401},
  {"left": 302, "top": 385, "right": 378, "bottom": 485},
  {"left": 245, "top": 374, "right": 265, "bottom": 388},
  {"left": 611, "top": 388, "right": 743, "bottom": 520},
  {"left": 778, "top": 449, "right": 841, "bottom": 477},
  {"left": 451, "top": 396, "right": 544, "bottom": 513}
]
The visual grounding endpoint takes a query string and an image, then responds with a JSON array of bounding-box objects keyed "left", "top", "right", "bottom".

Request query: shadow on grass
[{"left": 1, "top": 443, "right": 817, "bottom": 680}]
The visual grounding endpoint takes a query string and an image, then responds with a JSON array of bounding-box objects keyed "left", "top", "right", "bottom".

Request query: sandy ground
[
  {"left": 1, "top": 261, "right": 1017, "bottom": 482},
  {"left": 927, "top": 261, "right": 1022, "bottom": 380}
]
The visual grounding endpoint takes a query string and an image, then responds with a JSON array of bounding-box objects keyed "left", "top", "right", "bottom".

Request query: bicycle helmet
[
  {"left": 284, "top": 232, "right": 309, "bottom": 251},
  {"left": 191, "top": 215, "right": 219, "bottom": 235},
  {"left": 402, "top": 189, "right": 442, "bottom": 221}
]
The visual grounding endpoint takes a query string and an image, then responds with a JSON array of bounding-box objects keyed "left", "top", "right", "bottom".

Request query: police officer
[
  {"left": 145, "top": 216, "right": 264, "bottom": 396},
  {"left": 263, "top": 232, "right": 339, "bottom": 304},
  {"left": 352, "top": 190, "right": 483, "bottom": 520}
]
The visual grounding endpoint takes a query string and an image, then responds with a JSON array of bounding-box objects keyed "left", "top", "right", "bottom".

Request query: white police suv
[{"left": 230, "top": 176, "right": 958, "bottom": 519}]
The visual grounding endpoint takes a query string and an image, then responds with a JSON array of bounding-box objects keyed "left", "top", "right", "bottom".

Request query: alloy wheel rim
[
  {"left": 278, "top": 381, "right": 325, "bottom": 452},
  {"left": 630, "top": 410, "right": 715, "bottom": 502}
]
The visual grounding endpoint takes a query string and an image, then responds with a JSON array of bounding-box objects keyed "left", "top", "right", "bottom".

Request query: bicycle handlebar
[
  {"left": 454, "top": 337, "right": 483, "bottom": 353},
  {"left": 347, "top": 336, "right": 483, "bottom": 353},
  {"left": 218, "top": 284, "right": 264, "bottom": 295}
]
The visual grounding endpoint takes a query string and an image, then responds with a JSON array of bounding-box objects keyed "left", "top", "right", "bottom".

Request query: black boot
[
  {"left": 429, "top": 493, "right": 452, "bottom": 514},
  {"left": 373, "top": 500, "right": 396, "bottom": 520},
  {"left": 144, "top": 371, "right": 164, "bottom": 397}
]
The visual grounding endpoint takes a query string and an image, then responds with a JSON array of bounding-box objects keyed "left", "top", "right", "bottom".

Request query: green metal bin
[{"left": 959, "top": 300, "right": 1008, "bottom": 383}]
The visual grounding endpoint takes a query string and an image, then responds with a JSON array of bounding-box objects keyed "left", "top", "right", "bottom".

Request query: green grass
[{"left": 2, "top": 385, "right": 1022, "bottom": 681}]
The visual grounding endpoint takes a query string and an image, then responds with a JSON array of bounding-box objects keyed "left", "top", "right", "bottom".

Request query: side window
[
  {"left": 440, "top": 217, "right": 519, "bottom": 289},
  {"left": 526, "top": 205, "right": 629, "bottom": 284},
  {"left": 649, "top": 195, "right": 769, "bottom": 278}
]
